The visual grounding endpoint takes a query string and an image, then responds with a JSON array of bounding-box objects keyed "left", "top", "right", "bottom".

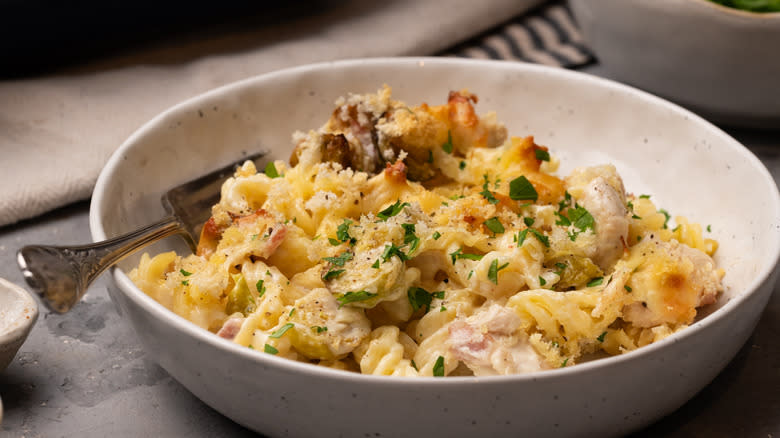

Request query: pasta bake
[{"left": 130, "top": 86, "right": 723, "bottom": 377}]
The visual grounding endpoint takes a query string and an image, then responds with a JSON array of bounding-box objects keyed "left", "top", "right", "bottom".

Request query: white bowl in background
[
  {"left": 90, "top": 58, "right": 780, "bottom": 438},
  {"left": 0, "top": 277, "right": 38, "bottom": 372},
  {"left": 569, "top": 0, "right": 780, "bottom": 129}
]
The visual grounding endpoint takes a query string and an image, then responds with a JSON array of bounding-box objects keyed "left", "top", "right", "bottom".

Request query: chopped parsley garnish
[
  {"left": 408, "top": 287, "right": 445, "bottom": 313},
  {"left": 449, "top": 248, "right": 484, "bottom": 264},
  {"left": 371, "top": 259, "right": 380, "bottom": 269},
  {"left": 707, "top": 224, "right": 712, "bottom": 232},
  {"left": 509, "top": 175, "right": 538, "bottom": 202},
  {"left": 467, "top": 270, "right": 474, "bottom": 279},
  {"left": 337, "top": 290, "right": 378, "bottom": 307},
  {"left": 483, "top": 217, "right": 505, "bottom": 234},
  {"left": 639, "top": 194, "right": 651, "bottom": 199},
  {"left": 553, "top": 262, "right": 567, "bottom": 275},
  {"left": 323, "top": 251, "right": 353, "bottom": 267},
  {"left": 432, "top": 231, "right": 442, "bottom": 240},
  {"left": 381, "top": 243, "right": 409, "bottom": 262},
  {"left": 562, "top": 205, "right": 596, "bottom": 241},
  {"left": 264, "top": 344, "right": 279, "bottom": 355},
  {"left": 488, "top": 259, "right": 510, "bottom": 284},
  {"left": 264, "top": 162, "right": 281, "bottom": 178},
  {"left": 515, "top": 228, "right": 550, "bottom": 247},
  {"left": 289, "top": 308, "right": 295, "bottom": 317},
  {"left": 181, "top": 280, "right": 189, "bottom": 286},
  {"left": 427, "top": 149, "right": 434, "bottom": 164},
  {"left": 312, "top": 326, "right": 328, "bottom": 333},
  {"left": 441, "top": 130, "right": 454, "bottom": 154},
  {"left": 659, "top": 209, "right": 671, "bottom": 229},
  {"left": 587, "top": 277, "right": 604, "bottom": 287},
  {"left": 270, "top": 323, "right": 294, "bottom": 339},
  {"left": 560, "top": 358, "right": 569, "bottom": 367},
  {"left": 523, "top": 217, "right": 535, "bottom": 227},
  {"left": 402, "top": 223, "right": 421, "bottom": 255},
  {"left": 180, "top": 269, "right": 192, "bottom": 277},
  {"left": 534, "top": 148, "right": 551, "bottom": 162},
  {"left": 411, "top": 359, "right": 419, "bottom": 371},
  {"left": 433, "top": 356, "right": 445, "bottom": 377},
  {"left": 539, "top": 276, "right": 547, "bottom": 286},
  {"left": 597, "top": 331, "right": 607, "bottom": 342},
  {"left": 322, "top": 269, "right": 345, "bottom": 280},
  {"left": 459, "top": 160, "right": 466, "bottom": 170},
  {"left": 624, "top": 285, "right": 632, "bottom": 292},
  {"left": 558, "top": 191, "right": 573, "bottom": 212},
  {"left": 480, "top": 174, "right": 499, "bottom": 205},
  {"left": 328, "top": 238, "right": 342, "bottom": 246},
  {"left": 256, "top": 279, "right": 266, "bottom": 297},
  {"left": 377, "top": 200, "right": 410, "bottom": 221},
  {"left": 336, "top": 219, "right": 356, "bottom": 245}
]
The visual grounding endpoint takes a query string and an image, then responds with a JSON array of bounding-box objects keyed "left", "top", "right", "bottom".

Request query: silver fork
[{"left": 17, "top": 152, "right": 267, "bottom": 313}]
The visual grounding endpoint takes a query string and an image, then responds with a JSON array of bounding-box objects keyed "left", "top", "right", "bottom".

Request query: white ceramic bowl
[
  {"left": 90, "top": 58, "right": 780, "bottom": 438},
  {"left": 0, "top": 277, "right": 38, "bottom": 372},
  {"left": 569, "top": 0, "right": 780, "bottom": 129}
]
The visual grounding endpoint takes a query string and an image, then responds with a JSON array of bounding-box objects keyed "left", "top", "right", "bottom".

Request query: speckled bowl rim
[{"left": 91, "top": 57, "right": 780, "bottom": 386}]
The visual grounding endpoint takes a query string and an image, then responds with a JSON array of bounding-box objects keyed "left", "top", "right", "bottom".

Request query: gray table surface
[{"left": 1, "top": 64, "right": 778, "bottom": 437}]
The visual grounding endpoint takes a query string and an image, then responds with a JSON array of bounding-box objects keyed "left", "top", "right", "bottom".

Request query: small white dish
[
  {"left": 0, "top": 277, "right": 39, "bottom": 372},
  {"left": 570, "top": 0, "right": 780, "bottom": 128}
]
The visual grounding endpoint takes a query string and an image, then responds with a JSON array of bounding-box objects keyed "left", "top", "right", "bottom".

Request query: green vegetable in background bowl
[{"left": 708, "top": 0, "right": 780, "bottom": 12}]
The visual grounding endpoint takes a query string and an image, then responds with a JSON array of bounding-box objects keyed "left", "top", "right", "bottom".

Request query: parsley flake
[
  {"left": 459, "top": 160, "right": 466, "bottom": 170},
  {"left": 523, "top": 217, "right": 535, "bottom": 227},
  {"left": 442, "top": 130, "right": 454, "bottom": 154},
  {"left": 256, "top": 279, "right": 266, "bottom": 297},
  {"left": 270, "top": 323, "right": 294, "bottom": 339},
  {"left": 337, "top": 291, "right": 378, "bottom": 308},
  {"left": 539, "top": 276, "right": 547, "bottom": 286},
  {"left": 402, "top": 223, "right": 421, "bottom": 255},
  {"left": 433, "top": 356, "right": 445, "bottom": 377},
  {"left": 509, "top": 175, "right": 538, "bottom": 202},
  {"left": 180, "top": 269, "right": 192, "bottom": 277},
  {"left": 264, "top": 162, "right": 281, "bottom": 178},
  {"left": 488, "top": 259, "right": 510, "bottom": 284},
  {"left": 483, "top": 217, "right": 505, "bottom": 235},
  {"left": 408, "top": 287, "right": 444, "bottom": 313},
  {"left": 264, "top": 344, "right": 279, "bottom": 355},
  {"left": 377, "top": 200, "right": 410, "bottom": 221},
  {"left": 181, "top": 280, "right": 189, "bottom": 286},
  {"left": 381, "top": 243, "right": 409, "bottom": 262},
  {"left": 371, "top": 259, "right": 380, "bottom": 269},
  {"left": 624, "top": 285, "right": 632, "bottom": 292},
  {"left": 597, "top": 331, "right": 607, "bottom": 342},
  {"left": 587, "top": 277, "right": 604, "bottom": 287},
  {"left": 323, "top": 251, "right": 353, "bottom": 267},
  {"left": 328, "top": 237, "right": 342, "bottom": 246},
  {"left": 336, "top": 219, "right": 356, "bottom": 245},
  {"left": 312, "top": 326, "right": 328, "bottom": 333},
  {"left": 534, "top": 148, "right": 551, "bottom": 162},
  {"left": 449, "top": 248, "right": 484, "bottom": 264},
  {"left": 659, "top": 209, "right": 671, "bottom": 229},
  {"left": 432, "top": 231, "right": 442, "bottom": 240},
  {"left": 480, "top": 174, "right": 499, "bottom": 204},
  {"left": 322, "top": 269, "right": 345, "bottom": 281},
  {"left": 516, "top": 228, "right": 550, "bottom": 247}
]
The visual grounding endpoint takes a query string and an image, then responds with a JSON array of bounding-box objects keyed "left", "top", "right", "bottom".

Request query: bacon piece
[{"left": 216, "top": 317, "right": 245, "bottom": 340}]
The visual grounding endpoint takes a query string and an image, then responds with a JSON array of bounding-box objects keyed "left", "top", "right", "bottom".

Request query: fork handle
[{"left": 17, "top": 216, "right": 193, "bottom": 313}]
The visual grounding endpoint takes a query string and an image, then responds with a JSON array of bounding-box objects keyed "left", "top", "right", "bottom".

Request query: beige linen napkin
[{"left": 0, "top": 0, "right": 547, "bottom": 227}]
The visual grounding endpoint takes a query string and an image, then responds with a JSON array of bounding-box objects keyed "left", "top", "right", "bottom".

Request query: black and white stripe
[{"left": 442, "top": 2, "right": 593, "bottom": 69}]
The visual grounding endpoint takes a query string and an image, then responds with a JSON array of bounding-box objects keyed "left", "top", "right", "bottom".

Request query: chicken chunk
[
  {"left": 448, "top": 304, "right": 548, "bottom": 375},
  {"left": 622, "top": 236, "right": 723, "bottom": 327}
]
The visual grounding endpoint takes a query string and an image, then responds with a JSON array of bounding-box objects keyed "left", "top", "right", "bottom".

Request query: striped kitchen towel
[{"left": 442, "top": 1, "right": 593, "bottom": 68}]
